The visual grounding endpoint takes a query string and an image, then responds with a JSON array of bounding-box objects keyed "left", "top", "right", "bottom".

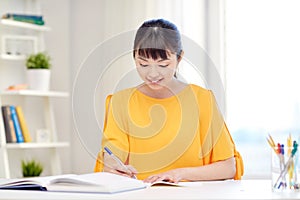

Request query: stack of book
[
  {"left": 1, "top": 105, "right": 32, "bottom": 143},
  {"left": 2, "top": 13, "right": 45, "bottom": 26}
]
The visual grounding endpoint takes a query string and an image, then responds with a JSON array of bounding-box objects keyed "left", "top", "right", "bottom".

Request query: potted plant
[
  {"left": 21, "top": 159, "right": 43, "bottom": 177},
  {"left": 26, "top": 52, "right": 51, "bottom": 91}
]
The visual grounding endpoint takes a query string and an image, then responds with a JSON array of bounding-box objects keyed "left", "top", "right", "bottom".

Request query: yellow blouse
[{"left": 94, "top": 84, "right": 243, "bottom": 180}]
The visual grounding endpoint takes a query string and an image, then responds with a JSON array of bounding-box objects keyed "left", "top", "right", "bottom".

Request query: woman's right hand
[{"left": 103, "top": 152, "right": 137, "bottom": 178}]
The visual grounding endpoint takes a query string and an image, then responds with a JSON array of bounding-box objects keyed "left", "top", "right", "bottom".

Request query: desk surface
[{"left": 0, "top": 179, "right": 299, "bottom": 200}]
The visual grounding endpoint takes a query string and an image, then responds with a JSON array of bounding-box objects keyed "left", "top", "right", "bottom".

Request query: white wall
[{"left": 40, "top": 0, "right": 71, "bottom": 174}]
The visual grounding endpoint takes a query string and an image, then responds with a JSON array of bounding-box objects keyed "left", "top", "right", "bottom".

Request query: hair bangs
[{"left": 137, "top": 48, "right": 169, "bottom": 60}]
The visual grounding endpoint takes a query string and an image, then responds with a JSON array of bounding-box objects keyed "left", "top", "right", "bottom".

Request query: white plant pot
[{"left": 26, "top": 69, "right": 51, "bottom": 91}]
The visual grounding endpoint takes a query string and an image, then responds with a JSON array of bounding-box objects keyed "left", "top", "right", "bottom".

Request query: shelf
[
  {"left": 0, "top": 54, "right": 26, "bottom": 61},
  {"left": 0, "top": 90, "right": 69, "bottom": 97},
  {"left": 5, "top": 142, "right": 69, "bottom": 149},
  {"left": 1, "top": 19, "right": 51, "bottom": 31}
]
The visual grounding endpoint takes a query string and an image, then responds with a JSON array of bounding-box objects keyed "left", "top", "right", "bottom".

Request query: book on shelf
[
  {"left": 1, "top": 105, "right": 32, "bottom": 143},
  {"left": 15, "top": 106, "right": 32, "bottom": 142},
  {"left": 9, "top": 106, "right": 24, "bottom": 143},
  {"left": 0, "top": 172, "right": 181, "bottom": 194},
  {"left": 2, "top": 13, "right": 44, "bottom": 26},
  {"left": 1, "top": 106, "right": 17, "bottom": 143}
]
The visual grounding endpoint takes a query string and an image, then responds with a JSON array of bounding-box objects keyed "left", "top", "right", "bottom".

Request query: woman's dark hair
[{"left": 133, "top": 19, "right": 183, "bottom": 61}]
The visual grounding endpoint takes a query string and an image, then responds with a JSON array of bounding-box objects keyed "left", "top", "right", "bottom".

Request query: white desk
[{"left": 0, "top": 180, "right": 299, "bottom": 200}]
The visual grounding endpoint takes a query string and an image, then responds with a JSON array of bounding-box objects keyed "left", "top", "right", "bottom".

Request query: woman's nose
[{"left": 148, "top": 65, "right": 160, "bottom": 78}]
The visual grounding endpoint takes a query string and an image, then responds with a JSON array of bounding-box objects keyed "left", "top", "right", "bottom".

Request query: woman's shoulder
[
  {"left": 187, "top": 84, "right": 218, "bottom": 110},
  {"left": 109, "top": 87, "right": 137, "bottom": 99},
  {"left": 188, "top": 84, "right": 212, "bottom": 96}
]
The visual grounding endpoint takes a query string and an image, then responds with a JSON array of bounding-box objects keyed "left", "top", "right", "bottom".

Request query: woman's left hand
[{"left": 144, "top": 169, "right": 183, "bottom": 183}]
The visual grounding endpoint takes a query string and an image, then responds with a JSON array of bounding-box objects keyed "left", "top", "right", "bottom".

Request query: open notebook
[{"left": 0, "top": 172, "right": 180, "bottom": 194}]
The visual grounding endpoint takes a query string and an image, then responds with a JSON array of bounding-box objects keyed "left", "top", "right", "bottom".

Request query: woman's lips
[{"left": 148, "top": 79, "right": 162, "bottom": 84}]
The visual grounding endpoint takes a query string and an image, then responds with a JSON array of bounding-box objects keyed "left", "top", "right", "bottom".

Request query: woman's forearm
[
  {"left": 144, "top": 157, "right": 236, "bottom": 183},
  {"left": 179, "top": 157, "right": 236, "bottom": 181}
]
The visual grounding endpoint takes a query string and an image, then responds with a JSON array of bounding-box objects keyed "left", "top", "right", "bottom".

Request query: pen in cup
[{"left": 104, "top": 147, "right": 137, "bottom": 179}]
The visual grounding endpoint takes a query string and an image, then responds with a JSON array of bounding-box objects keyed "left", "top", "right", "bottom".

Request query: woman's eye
[
  {"left": 159, "top": 65, "right": 168, "bottom": 68},
  {"left": 140, "top": 64, "right": 148, "bottom": 67}
]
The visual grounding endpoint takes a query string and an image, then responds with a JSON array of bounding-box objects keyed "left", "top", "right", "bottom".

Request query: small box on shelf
[
  {"left": 1, "top": 35, "right": 38, "bottom": 60},
  {"left": 36, "top": 129, "right": 51, "bottom": 143}
]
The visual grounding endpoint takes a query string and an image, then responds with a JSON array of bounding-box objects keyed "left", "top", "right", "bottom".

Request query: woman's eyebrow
[
  {"left": 137, "top": 56, "right": 170, "bottom": 62},
  {"left": 137, "top": 56, "right": 148, "bottom": 61},
  {"left": 157, "top": 58, "right": 170, "bottom": 62}
]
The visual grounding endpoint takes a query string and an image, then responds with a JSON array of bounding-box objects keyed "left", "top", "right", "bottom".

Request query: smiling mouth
[{"left": 149, "top": 79, "right": 162, "bottom": 84}]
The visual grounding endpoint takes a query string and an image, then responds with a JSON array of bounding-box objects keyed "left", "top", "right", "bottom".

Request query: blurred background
[{"left": 0, "top": 0, "right": 300, "bottom": 179}]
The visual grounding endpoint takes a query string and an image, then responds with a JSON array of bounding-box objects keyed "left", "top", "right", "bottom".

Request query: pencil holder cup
[{"left": 271, "top": 147, "right": 300, "bottom": 192}]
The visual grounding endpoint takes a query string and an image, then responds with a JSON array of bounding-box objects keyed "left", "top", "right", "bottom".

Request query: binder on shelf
[
  {"left": 2, "top": 13, "right": 43, "bottom": 21},
  {"left": 10, "top": 106, "right": 24, "bottom": 143},
  {"left": 2, "top": 13, "right": 44, "bottom": 26},
  {"left": 15, "top": 106, "right": 32, "bottom": 142},
  {"left": 1, "top": 106, "right": 17, "bottom": 143}
]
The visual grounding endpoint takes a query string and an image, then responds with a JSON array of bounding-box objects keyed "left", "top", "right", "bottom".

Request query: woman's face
[{"left": 135, "top": 52, "right": 179, "bottom": 90}]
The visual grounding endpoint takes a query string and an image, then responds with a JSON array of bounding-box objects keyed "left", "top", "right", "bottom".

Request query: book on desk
[{"left": 0, "top": 172, "right": 180, "bottom": 194}]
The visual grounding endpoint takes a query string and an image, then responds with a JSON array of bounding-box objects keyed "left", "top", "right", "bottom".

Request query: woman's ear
[{"left": 177, "top": 51, "right": 184, "bottom": 63}]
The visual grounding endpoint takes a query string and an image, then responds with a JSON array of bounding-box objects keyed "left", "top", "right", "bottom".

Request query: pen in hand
[{"left": 104, "top": 147, "right": 137, "bottom": 179}]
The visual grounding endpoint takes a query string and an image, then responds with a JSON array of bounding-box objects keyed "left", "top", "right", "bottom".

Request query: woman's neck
[{"left": 137, "top": 80, "right": 187, "bottom": 99}]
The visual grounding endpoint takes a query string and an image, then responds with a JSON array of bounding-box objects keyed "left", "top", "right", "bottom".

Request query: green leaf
[
  {"left": 21, "top": 159, "right": 43, "bottom": 177},
  {"left": 26, "top": 52, "right": 51, "bottom": 69}
]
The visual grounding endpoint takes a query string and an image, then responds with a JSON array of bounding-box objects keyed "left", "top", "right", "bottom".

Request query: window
[{"left": 225, "top": 0, "right": 300, "bottom": 178}]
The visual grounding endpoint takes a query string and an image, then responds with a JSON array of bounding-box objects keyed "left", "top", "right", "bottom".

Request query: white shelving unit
[
  {"left": 0, "top": 1, "right": 69, "bottom": 178},
  {"left": 0, "top": 90, "right": 69, "bottom": 178}
]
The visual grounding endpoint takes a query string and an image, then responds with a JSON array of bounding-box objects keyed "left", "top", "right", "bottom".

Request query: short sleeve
[
  {"left": 94, "top": 94, "right": 130, "bottom": 172},
  {"left": 201, "top": 90, "right": 244, "bottom": 180},
  {"left": 208, "top": 91, "right": 234, "bottom": 162}
]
